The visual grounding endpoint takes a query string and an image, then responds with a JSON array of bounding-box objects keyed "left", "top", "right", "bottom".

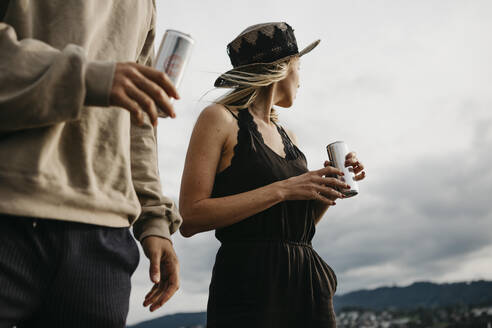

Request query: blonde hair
[{"left": 214, "top": 58, "right": 295, "bottom": 122}]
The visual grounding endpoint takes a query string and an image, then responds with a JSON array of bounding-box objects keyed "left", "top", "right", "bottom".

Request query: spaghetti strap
[
  {"left": 224, "top": 106, "right": 239, "bottom": 120},
  {"left": 270, "top": 119, "right": 301, "bottom": 161}
]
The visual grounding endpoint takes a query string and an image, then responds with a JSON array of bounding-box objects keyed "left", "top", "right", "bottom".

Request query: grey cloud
[
  {"left": 146, "top": 118, "right": 492, "bottom": 301},
  {"left": 314, "top": 119, "right": 492, "bottom": 293}
]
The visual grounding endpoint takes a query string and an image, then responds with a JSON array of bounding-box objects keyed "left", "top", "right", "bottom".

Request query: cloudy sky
[{"left": 127, "top": 0, "right": 492, "bottom": 324}]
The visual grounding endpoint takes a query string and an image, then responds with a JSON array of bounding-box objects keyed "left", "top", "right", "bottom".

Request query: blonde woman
[{"left": 179, "top": 23, "right": 366, "bottom": 328}]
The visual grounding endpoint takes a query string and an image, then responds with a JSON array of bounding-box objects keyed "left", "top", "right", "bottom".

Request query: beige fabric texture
[{"left": 0, "top": 0, "right": 182, "bottom": 241}]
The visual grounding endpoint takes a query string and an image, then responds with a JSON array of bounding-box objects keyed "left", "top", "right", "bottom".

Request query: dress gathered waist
[{"left": 220, "top": 239, "right": 312, "bottom": 247}]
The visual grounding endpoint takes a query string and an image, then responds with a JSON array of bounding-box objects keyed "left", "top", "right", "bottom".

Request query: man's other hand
[{"left": 141, "top": 236, "right": 180, "bottom": 312}]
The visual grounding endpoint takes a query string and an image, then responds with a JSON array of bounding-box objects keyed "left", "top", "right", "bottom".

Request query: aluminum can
[
  {"left": 154, "top": 29, "right": 194, "bottom": 117},
  {"left": 326, "top": 141, "right": 359, "bottom": 197}
]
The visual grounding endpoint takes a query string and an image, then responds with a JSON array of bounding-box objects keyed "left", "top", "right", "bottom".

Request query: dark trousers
[{"left": 0, "top": 214, "right": 140, "bottom": 328}]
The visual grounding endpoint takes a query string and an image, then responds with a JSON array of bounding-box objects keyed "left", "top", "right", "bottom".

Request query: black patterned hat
[{"left": 214, "top": 22, "right": 320, "bottom": 88}]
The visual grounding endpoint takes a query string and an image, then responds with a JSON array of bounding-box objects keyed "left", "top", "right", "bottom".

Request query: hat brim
[{"left": 214, "top": 39, "right": 320, "bottom": 88}]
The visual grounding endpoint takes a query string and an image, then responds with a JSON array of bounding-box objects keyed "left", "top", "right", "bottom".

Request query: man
[{"left": 0, "top": 0, "right": 182, "bottom": 327}]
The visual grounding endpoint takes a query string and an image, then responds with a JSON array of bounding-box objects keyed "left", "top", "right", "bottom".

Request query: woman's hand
[
  {"left": 345, "top": 152, "right": 366, "bottom": 181},
  {"left": 276, "top": 165, "right": 351, "bottom": 205}
]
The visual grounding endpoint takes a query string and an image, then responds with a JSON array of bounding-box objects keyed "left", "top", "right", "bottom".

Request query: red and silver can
[
  {"left": 154, "top": 29, "right": 194, "bottom": 117},
  {"left": 326, "top": 141, "right": 359, "bottom": 197}
]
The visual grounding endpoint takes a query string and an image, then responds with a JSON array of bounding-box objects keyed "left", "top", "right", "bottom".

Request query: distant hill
[
  {"left": 333, "top": 280, "right": 492, "bottom": 311},
  {"left": 128, "top": 280, "right": 492, "bottom": 328}
]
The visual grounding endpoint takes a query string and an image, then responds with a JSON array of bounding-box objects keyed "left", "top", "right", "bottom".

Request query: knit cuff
[{"left": 84, "top": 61, "right": 116, "bottom": 106}]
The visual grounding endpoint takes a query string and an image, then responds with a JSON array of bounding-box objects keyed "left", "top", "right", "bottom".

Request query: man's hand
[
  {"left": 141, "top": 236, "right": 180, "bottom": 312},
  {"left": 110, "top": 62, "right": 180, "bottom": 127}
]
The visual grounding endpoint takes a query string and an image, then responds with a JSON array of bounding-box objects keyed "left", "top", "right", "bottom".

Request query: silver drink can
[
  {"left": 154, "top": 29, "right": 194, "bottom": 117},
  {"left": 326, "top": 141, "right": 359, "bottom": 197}
]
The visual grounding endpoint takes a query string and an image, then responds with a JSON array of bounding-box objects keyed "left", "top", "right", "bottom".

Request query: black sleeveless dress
[{"left": 207, "top": 109, "right": 338, "bottom": 328}]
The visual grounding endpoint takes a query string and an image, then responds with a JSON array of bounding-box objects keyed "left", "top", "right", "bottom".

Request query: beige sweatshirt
[{"left": 0, "top": 0, "right": 182, "bottom": 241}]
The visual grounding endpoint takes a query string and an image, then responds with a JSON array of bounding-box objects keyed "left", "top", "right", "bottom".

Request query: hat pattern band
[{"left": 227, "top": 23, "right": 299, "bottom": 68}]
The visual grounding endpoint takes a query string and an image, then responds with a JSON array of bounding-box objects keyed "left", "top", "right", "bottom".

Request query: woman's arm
[{"left": 178, "top": 105, "right": 346, "bottom": 237}]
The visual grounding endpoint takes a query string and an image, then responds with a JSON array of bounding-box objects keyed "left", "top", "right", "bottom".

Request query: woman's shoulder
[
  {"left": 192, "top": 104, "right": 239, "bottom": 143},
  {"left": 198, "top": 103, "right": 237, "bottom": 126}
]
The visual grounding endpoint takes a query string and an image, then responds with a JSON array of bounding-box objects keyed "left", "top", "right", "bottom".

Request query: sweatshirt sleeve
[
  {"left": 0, "top": 22, "right": 115, "bottom": 132},
  {"left": 130, "top": 118, "right": 183, "bottom": 242}
]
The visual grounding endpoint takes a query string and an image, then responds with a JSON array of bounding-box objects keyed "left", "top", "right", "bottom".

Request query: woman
[{"left": 179, "top": 22, "right": 366, "bottom": 327}]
